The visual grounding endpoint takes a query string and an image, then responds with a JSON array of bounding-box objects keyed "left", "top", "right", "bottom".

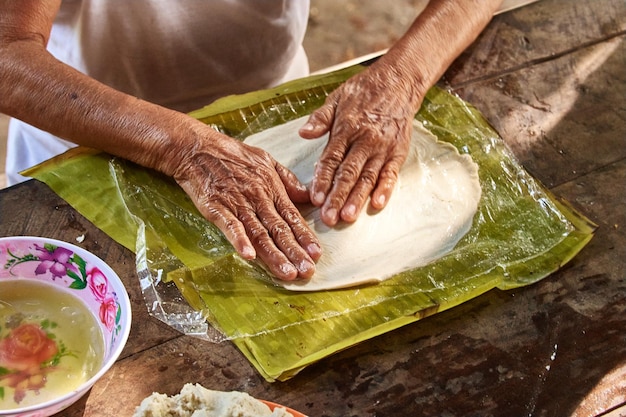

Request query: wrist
[{"left": 147, "top": 114, "right": 211, "bottom": 178}]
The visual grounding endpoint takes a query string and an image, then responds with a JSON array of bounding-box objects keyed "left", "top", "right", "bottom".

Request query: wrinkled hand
[
  {"left": 299, "top": 63, "right": 420, "bottom": 226},
  {"left": 172, "top": 133, "right": 321, "bottom": 281}
]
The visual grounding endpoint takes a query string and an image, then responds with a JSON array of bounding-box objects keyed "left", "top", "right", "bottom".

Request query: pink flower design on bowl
[{"left": 0, "top": 236, "right": 131, "bottom": 417}]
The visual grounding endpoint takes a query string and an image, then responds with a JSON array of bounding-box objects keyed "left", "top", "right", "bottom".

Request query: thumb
[
  {"left": 298, "top": 97, "right": 337, "bottom": 139},
  {"left": 276, "top": 163, "right": 310, "bottom": 204}
]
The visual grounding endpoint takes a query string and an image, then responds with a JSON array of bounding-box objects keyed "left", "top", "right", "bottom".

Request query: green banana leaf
[{"left": 24, "top": 63, "right": 595, "bottom": 382}]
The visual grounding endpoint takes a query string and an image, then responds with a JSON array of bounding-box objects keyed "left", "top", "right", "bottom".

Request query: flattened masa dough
[{"left": 244, "top": 117, "right": 481, "bottom": 291}]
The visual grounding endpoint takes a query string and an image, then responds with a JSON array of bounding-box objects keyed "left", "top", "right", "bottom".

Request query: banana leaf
[{"left": 24, "top": 63, "right": 596, "bottom": 382}]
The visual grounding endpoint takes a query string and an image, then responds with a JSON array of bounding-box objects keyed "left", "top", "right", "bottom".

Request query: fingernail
[
  {"left": 307, "top": 243, "right": 322, "bottom": 259},
  {"left": 376, "top": 194, "right": 386, "bottom": 206},
  {"left": 300, "top": 122, "right": 314, "bottom": 132},
  {"left": 241, "top": 245, "right": 256, "bottom": 259},
  {"left": 298, "top": 258, "right": 315, "bottom": 274},
  {"left": 325, "top": 208, "right": 338, "bottom": 224},
  {"left": 280, "top": 262, "right": 297, "bottom": 278},
  {"left": 343, "top": 204, "right": 356, "bottom": 218},
  {"left": 313, "top": 192, "right": 325, "bottom": 205}
]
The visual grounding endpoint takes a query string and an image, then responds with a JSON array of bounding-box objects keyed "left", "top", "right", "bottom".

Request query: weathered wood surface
[{"left": 1, "top": 0, "right": 624, "bottom": 416}]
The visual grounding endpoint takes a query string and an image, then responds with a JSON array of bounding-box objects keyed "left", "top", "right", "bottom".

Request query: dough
[
  {"left": 244, "top": 117, "right": 481, "bottom": 291},
  {"left": 133, "top": 383, "right": 294, "bottom": 417}
]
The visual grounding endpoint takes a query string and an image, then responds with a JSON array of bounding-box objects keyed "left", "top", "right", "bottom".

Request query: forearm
[
  {"left": 378, "top": 0, "right": 502, "bottom": 111},
  {"left": 0, "top": 40, "right": 206, "bottom": 176}
]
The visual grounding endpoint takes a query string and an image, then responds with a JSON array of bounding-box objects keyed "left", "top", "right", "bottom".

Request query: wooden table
[{"left": 1, "top": 1, "right": 624, "bottom": 416}]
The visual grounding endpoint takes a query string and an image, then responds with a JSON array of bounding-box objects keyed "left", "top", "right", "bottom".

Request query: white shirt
[{"left": 7, "top": 0, "right": 310, "bottom": 185}]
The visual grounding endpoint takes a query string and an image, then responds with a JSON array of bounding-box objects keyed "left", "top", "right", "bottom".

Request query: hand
[
  {"left": 171, "top": 132, "right": 322, "bottom": 281},
  {"left": 298, "top": 62, "right": 419, "bottom": 226}
]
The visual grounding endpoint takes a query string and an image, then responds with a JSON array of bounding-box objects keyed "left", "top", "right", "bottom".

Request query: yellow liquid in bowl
[{"left": 0, "top": 280, "right": 105, "bottom": 410}]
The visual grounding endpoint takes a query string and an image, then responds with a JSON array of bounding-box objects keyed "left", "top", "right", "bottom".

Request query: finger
[
  {"left": 268, "top": 162, "right": 321, "bottom": 265},
  {"left": 370, "top": 154, "right": 405, "bottom": 210},
  {"left": 308, "top": 133, "right": 349, "bottom": 208},
  {"left": 254, "top": 204, "right": 316, "bottom": 280},
  {"left": 340, "top": 156, "right": 386, "bottom": 222},
  {"left": 298, "top": 95, "right": 338, "bottom": 139},
  {"left": 275, "top": 163, "right": 309, "bottom": 204},
  {"left": 319, "top": 144, "right": 369, "bottom": 226},
  {"left": 197, "top": 200, "right": 257, "bottom": 261},
  {"left": 275, "top": 194, "right": 322, "bottom": 263},
  {"left": 239, "top": 206, "right": 301, "bottom": 281},
  {"left": 177, "top": 178, "right": 257, "bottom": 259},
  {"left": 275, "top": 163, "right": 322, "bottom": 262}
]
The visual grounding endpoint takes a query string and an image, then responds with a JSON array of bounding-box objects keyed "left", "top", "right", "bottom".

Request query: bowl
[{"left": 0, "top": 236, "right": 131, "bottom": 417}]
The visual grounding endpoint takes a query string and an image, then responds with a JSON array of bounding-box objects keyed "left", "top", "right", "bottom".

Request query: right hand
[{"left": 170, "top": 130, "right": 322, "bottom": 281}]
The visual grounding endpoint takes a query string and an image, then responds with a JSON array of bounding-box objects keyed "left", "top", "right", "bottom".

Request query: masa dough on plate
[
  {"left": 133, "top": 383, "right": 294, "bottom": 417},
  {"left": 244, "top": 117, "right": 482, "bottom": 291}
]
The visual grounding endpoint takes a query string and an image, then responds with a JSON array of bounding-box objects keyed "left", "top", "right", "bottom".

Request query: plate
[{"left": 261, "top": 400, "right": 307, "bottom": 417}]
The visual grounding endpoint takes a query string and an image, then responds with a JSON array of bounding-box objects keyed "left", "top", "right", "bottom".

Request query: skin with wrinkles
[
  {"left": 0, "top": 0, "right": 501, "bottom": 281},
  {"left": 300, "top": 67, "right": 415, "bottom": 225},
  {"left": 300, "top": 0, "right": 502, "bottom": 226},
  {"left": 173, "top": 138, "right": 321, "bottom": 279},
  {"left": 245, "top": 117, "right": 482, "bottom": 291}
]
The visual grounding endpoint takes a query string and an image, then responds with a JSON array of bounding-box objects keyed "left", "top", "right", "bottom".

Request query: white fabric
[{"left": 7, "top": 0, "right": 310, "bottom": 186}]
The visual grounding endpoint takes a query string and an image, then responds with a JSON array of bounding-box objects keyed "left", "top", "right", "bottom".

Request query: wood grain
[{"left": 1, "top": 0, "right": 624, "bottom": 415}]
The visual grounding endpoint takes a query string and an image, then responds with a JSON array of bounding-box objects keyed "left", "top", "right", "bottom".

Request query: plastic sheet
[{"left": 25, "top": 63, "right": 595, "bottom": 382}]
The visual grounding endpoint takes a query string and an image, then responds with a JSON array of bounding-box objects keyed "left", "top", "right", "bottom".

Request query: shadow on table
[{"left": 273, "top": 29, "right": 626, "bottom": 417}]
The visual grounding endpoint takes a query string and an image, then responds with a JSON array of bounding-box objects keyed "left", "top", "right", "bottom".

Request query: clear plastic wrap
[{"left": 26, "top": 64, "right": 595, "bottom": 382}]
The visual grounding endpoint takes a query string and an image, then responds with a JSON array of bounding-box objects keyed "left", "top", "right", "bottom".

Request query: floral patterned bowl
[{"left": 0, "top": 236, "right": 131, "bottom": 417}]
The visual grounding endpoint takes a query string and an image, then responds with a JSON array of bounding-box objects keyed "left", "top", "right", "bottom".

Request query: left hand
[{"left": 298, "top": 61, "right": 420, "bottom": 226}]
